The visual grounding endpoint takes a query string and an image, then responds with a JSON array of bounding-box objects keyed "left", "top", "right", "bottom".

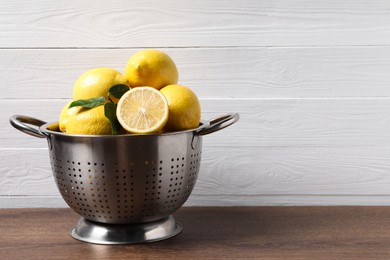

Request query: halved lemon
[{"left": 116, "top": 86, "right": 169, "bottom": 134}]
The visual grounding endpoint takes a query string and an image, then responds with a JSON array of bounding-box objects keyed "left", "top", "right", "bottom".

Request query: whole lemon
[
  {"left": 59, "top": 100, "right": 80, "bottom": 132},
  {"left": 72, "top": 68, "right": 129, "bottom": 101},
  {"left": 65, "top": 105, "right": 112, "bottom": 135},
  {"left": 125, "top": 49, "right": 178, "bottom": 90},
  {"left": 160, "top": 84, "right": 201, "bottom": 131}
]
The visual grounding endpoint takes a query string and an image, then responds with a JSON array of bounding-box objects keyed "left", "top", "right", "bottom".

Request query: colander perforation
[
  {"left": 50, "top": 147, "right": 202, "bottom": 224},
  {"left": 24, "top": 115, "right": 235, "bottom": 226}
]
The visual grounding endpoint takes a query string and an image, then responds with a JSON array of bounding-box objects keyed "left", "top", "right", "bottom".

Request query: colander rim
[{"left": 39, "top": 121, "right": 209, "bottom": 138}]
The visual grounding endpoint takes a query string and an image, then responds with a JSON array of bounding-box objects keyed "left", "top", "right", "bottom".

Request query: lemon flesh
[
  {"left": 125, "top": 50, "right": 178, "bottom": 90},
  {"left": 160, "top": 84, "right": 201, "bottom": 131},
  {"left": 116, "top": 87, "right": 169, "bottom": 134}
]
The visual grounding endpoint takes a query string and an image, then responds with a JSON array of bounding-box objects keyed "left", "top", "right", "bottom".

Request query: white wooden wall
[{"left": 2, "top": 0, "right": 390, "bottom": 207}]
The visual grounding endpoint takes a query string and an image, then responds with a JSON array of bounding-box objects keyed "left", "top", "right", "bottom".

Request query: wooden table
[{"left": 2, "top": 207, "right": 390, "bottom": 259}]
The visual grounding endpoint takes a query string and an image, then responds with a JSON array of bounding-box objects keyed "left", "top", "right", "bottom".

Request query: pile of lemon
[{"left": 59, "top": 49, "right": 201, "bottom": 135}]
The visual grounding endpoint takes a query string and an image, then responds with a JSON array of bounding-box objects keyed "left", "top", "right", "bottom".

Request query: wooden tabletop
[{"left": 2, "top": 207, "right": 390, "bottom": 259}]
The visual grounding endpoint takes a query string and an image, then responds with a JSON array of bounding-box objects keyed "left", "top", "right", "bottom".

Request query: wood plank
[
  {"left": 3, "top": 47, "right": 390, "bottom": 99},
  {"left": 188, "top": 195, "right": 390, "bottom": 207},
  {"left": 0, "top": 196, "right": 67, "bottom": 208},
  {"left": 0, "top": 149, "right": 57, "bottom": 196},
  {"left": 2, "top": 207, "right": 390, "bottom": 259},
  {"left": 3, "top": 98, "right": 390, "bottom": 148},
  {"left": 2, "top": 147, "right": 390, "bottom": 200},
  {"left": 2, "top": 0, "right": 390, "bottom": 47},
  {"left": 197, "top": 146, "right": 390, "bottom": 196},
  {"left": 5, "top": 194, "right": 390, "bottom": 207}
]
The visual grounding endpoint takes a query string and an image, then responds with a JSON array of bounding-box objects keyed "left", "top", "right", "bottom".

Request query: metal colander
[{"left": 10, "top": 113, "right": 239, "bottom": 244}]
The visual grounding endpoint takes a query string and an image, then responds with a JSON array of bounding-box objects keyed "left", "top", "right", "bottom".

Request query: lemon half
[{"left": 116, "top": 87, "right": 169, "bottom": 134}]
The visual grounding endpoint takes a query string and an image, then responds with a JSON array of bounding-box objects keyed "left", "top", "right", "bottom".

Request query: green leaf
[
  {"left": 109, "top": 84, "right": 130, "bottom": 99},
  {"left": 104, "top": 102, "right": 121, "bottom": 135},
  {"left": 69, "top": 97, "right": 106, "bottom": 109}
]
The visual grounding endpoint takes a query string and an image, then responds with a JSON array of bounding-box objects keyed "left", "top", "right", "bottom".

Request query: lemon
[
  {"left": 65, "top": 105, "right": 112, "bottom": 135},
  {"left": 58, "top": 100, "right": 80, "bottom": 132},
  {"left": 116, "top": 86, "right": 169, "bottom": 134},
  {"left": 72, "top": 68, "right": 129, "bottom": 101},
  {"left": 160, "top": 84, "right": 201, "bottom": 131},
  {"left": 125, "top": 49, "right": 178, "bottom": 90}
]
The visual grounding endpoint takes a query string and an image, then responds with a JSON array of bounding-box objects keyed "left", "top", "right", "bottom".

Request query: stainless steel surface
[
  {"left": 71, "top": 215, "right": 182, "bottom": 244},
  {"left": 195, "top": 113, "right": 240, "bottom": 136},
  {"left": 10, "top": 113, "right": 239, "bottom": 243},
  {"left": 9, "top": 115, "right": 47, "bottom": 138},
  {"left": 49, "top": 129, "right": 203, "bottom": 224}
]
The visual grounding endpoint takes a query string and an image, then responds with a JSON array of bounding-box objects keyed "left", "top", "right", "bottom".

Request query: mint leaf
[
  {"left": 69, "top": 97, "right": 106, "bottom": 109},
  {"left": 109, "top": 84, "right": 130, "bottom": 99},
  {"left": 104, "top": 102, "right": 121, "bottom": 135}
]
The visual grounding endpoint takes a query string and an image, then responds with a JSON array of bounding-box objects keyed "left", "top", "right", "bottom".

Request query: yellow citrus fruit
[
  {"left": 72, "top": 68, "right": 129, "bottom": 101},
  {"left": 125, "top": 49, "right": 178, "bottom": 90},
  {"left": 58, "top": 100, "right": 80, "bottom": 132},
  {"left": 160, "top": 84, "right": 201, "bottom": 131},
  {"left": 116, "top": 86, "right": 169, "bottom": 134},
  {"left": 65, "top": 105, "right": 112, "bottom": 135}
]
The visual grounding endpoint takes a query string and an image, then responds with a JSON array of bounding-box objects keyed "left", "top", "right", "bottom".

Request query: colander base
[{"left": 70, "top": 215, "right": 182, "bottom": 244}]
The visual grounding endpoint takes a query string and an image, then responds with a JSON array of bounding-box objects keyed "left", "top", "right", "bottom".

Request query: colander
[{"left": 10, "top": 113, "right": 239, "bottom": 244}]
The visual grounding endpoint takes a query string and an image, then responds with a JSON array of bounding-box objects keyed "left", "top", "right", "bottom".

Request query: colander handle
[
  {"left": 196, "top": 113, "right": 240, "bottom": 136},
  {"left": 9, "top": 115, "right": 48, "bottom": 138}
]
